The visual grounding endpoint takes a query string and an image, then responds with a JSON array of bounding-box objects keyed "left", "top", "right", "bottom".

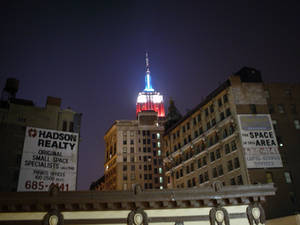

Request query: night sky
[{"left": 1, "top": 1, "right": 299, "bottom": 190}]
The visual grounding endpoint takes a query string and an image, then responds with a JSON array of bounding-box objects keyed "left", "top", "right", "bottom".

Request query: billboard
[
  {"left": 17, "top": 127, "right": 79, "bottom": 192},
  {"left": 238, "top": 114, "right": 283, "bottom": 168}
]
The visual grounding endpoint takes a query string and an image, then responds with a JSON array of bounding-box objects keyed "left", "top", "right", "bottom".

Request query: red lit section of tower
[{"left": 136, "top": 53, "right": 165, "bottom": 117}]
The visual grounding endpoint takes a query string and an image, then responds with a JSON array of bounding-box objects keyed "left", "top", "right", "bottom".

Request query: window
[
  {"left": 158, "top": 150, "right": 161, "bottom": 156},
  {"left": 210, "top": 152, "right": 215, "bottom": 162},
  {"left": 159, "top": 177, "right": 163, "bottom": 183},
  {"left": 123, "top": 157, "right": 127, "bottom": 162},
  {"left": 190, "top": 163, "right": 194, "bottom": 172},
  {"left": 212, "top": 167, "right": 217, "bottom": 178},
  {"left": 176, "top": 171, "right": 179, "bottom": 179},
  {"left": 234, "top": 157, "right": 240, "bottom": 168},
  {"left": 278, "top": 104, "right": 285, "bottom": 114},
  {"left": 193, "top": 117, "right": 197, "bottom": 125},
  {"left": 204, "top": 171, "right": 209, "bottom": 181},
  {"left": 182, "top": 126, "right": 186, "bottom": 133},
  {"left": 69, "top": 122, "right": 74, "bottom": 132},
  {"left": 207, "top": 121, "right": 211, "bottom": 130},
  {"left": 186, "top": 165, "right": 190, "bottom": 174},
  {"left": 211, "top": 118, "right": 216, "bottom": 126},
  {"left": 62, "top": 121, "right": 67, "bottom": 131},
  {"left": 159, "top": 167, "right": 162, "bottom": 174},
  {"left": 220, "top": 112, "right": 225, "bottom": 121},
  {"left": 226, "top": 108, "right": 231, "bottom": 117},
  {"left": 147, "top": 139, "right": 150, "bottom": 144},
  {"left": 192, "top": 178, "right": 196, "bottom": 186},
  {"left": 216, "top": 149, "right": 221, "bottom": 159},
  {"left": 148, "top": 147, "right": 151, "bottom": 152},
  {"left": 144, "top": 165, "right": 147, "bottom": 170},
  {"left": 130, "top": 147, "right": 134, "bottom": 153},
  {"left": 203, "top": 156, "right": 207, "bottom": 165},
  {"left": 152, "top": 134, "right": 156, "bottom": 139},
  {"left": 180, "top": 169, "right": 183, "bottom": 177},
  {"left": 284, "top": 172, "right": 292, "bottom": 183},
  {"left": 197, "top": 114, "right": 201, "bottom": 123},
  {"left": 223, "top": 129, "right": 228, "bottom": 138},
  {"left": 148, "top": 165, "right": 152, "bottom": 170},
  {"left": 130, "top": 157, "right": 134, "bottom": 162},
  {"left": 144, "top": 174, "right": 148, "bottom": 180},
  {"left": 218, "top": 165, "right": 224, "bottom": 176},
  {"left": 188, "top": 135, "right": 191, "bottom": 142},
  {"left": 123, "top": 147, "right": 127, "bottom": 153},
  {"left": 205, "top": 108, "right": 209, "bottom": 116},
  {"left": 123, "top": 174, "right": 128, "bottom": 180},
  {"left": 250, "top": 104, "right": 257, "bottom": 114},
  {"left": 143, "top": 156, "right": 147, "bottom": 162},
  {"left": 157, "top": 133, "right": 160, "bottom": 139},
  {"left": 229, "top": 125, "right": 235, "bottom": 135},
  {"left": 231, "top": 140, "right": 237, "bottom": 151},
  {"left": 266, "top": 172, "right": 273, "bottom": 183},
  {"left": 198, "top": 159, "right": 202, "bottom": 168},
  {"left": 294, "top": 120, "right": 300, "bottom": 130},
  {"left": 187, "top": 122, "right": 190, "bottom": 130},
  {"left": 194, "top": 130, "right": 199, "bottom": 138},
  {"left": 123, "top": 165, "right": 127, "bottom": 171},
  {"left": 187, "top": 179, "right": 191, "bottom": 187},
  {"left": 230, "top": 178, "right": 236, "bottom": 185},
  {"left": 210, "top": 104, "right": 214, "bottom": 113},
  {"left": 218, "top": 98, "right": 222, "bottom": 107},
  {"left": 225, "top": 144, "right": 230, "bottom": 154},
  {"left": 157, "top": 142, "right": 161, "bottom": 148},
  {"left": 223, "top": 94, "right": 228, "bottom": 103},
  {"left": 131, "top": 165, "right": 135, "bottom": 171},
  {"left": 152, "top": 142, "right": 156, "bottom": 148},
  {"left": 237, "top": 175, "right": 243, "bottom": 185},
  {"left": 130, "top": 139, "right": 134, "bottom": 145},
  {"left": 199, "top": 174, "right": 204, "bottom": 184},
  {"left": 199, "top": 127, "right": 203, "bottom": 135},
  {"left": 227, "top": 160, "right": 233, "bottom": 171}
]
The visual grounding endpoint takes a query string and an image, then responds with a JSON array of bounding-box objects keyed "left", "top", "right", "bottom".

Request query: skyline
[{"left": 1, "top": 0, "right": 300, "bottom": 190}]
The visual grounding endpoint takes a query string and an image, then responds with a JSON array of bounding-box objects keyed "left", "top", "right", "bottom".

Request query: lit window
[
  {"left": 157, "top": 133, "right": 160, "bottom": 139},
  {"left": 294, "top": 120, "right": 300, "bottom": 130},
  {"left": 159, "top": 167, "right": 162, "bottom": 174},
  {"left": 157, "top": 142, "right": 161, "bottom": 148},
  {"left": 284, "top": 172, "right": 292, "bottom": 183},
  {"left": 158, "top": 150, "right": 161, "bottom": 156},
  {"left": 278, "top": 104, "right": 285, "bottom": 114},
  {"left": 160, "top": 186, "right": 163, "bottom": 189},
  {"left": 266, "top": 172, "right": 273, "bottom": 183},
  {"left": 159, "top": 177, "right": 163, "bottom": 183}
]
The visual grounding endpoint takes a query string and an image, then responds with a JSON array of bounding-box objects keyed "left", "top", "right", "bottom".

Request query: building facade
[
  {"left": 162, "top": 67, "right": 298, "bottom": 218},
  {"left": 0, "top": 78, "right": 82, "bottom": 192},
  {"left": 104, "top": 111, "right": 164, "bottom": 190}
]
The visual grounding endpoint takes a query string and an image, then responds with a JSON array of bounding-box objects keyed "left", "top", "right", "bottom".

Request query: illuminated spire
[{"left": 144, "top": 52, "right": 154, "bottom": 92}]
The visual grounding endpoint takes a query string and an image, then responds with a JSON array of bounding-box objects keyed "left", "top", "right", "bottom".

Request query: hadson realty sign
[
  {"left": 238, "top": 114, "right": 283, "bottom": 168},
  {"left": 17, "top": 127, "right": 79, "bottom": 192}
]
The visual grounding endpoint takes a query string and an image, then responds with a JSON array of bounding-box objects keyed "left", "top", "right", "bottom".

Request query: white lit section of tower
[{"left": 136, "top": 53, "right": 165, "bottom": 117}]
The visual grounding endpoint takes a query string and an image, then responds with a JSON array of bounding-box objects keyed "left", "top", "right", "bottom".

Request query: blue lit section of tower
[
  {"left": 144, "top": 53, "right": 154, "bottom": 92},
  {"left": 136, "top": 53, "right": 165, "bottom": 117}
]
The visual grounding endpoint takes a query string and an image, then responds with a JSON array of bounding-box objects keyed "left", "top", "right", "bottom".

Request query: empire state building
[{"left": 136, "top": 53, "right": 165, "bottom": 117}]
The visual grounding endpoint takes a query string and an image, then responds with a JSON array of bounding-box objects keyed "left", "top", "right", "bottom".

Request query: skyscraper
[
  {"left": 102, "top": 54, "right": 165, "bottom": 191},
  {"left": 136, "top": 53, "right": 165, "bottom": 118}
]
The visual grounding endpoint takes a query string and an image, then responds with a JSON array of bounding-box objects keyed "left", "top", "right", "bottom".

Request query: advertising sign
[
  {"left": 17, "top": 127, "right": 79, "bottom": 192},
  {"left": 238, "top": 114, "right": 283, "bottom": 168}
]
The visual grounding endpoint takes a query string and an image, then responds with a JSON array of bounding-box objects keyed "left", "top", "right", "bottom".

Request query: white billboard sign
[
  {"left": 238, "top": 114, "right": 283, "bottom": 168},
  {"left": 17, "top": 127, "right": 79, "bottom": 192}
]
